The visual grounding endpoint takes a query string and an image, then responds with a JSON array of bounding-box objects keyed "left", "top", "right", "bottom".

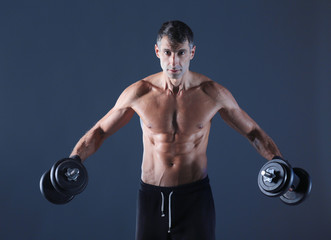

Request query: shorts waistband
[{"left": 140, "top": 176, "right": 210, "bottom": 194}]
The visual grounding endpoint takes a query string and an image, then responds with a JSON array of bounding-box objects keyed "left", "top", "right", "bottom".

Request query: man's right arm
[{"left": 69, "top": 82, "right": 142, "bottom": 161}]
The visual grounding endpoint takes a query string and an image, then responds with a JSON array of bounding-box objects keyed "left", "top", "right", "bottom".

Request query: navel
[{"left": 149, "top": 136, "right": 155, "bottom": 145}]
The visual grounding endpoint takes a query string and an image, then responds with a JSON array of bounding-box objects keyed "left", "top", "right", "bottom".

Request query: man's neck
[{"left": 161, "top": 71, "right": 192, "bottom": 95}]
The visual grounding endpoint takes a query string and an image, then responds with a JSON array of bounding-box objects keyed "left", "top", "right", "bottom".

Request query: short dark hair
[{"left": 156, "top": 20, "right": 194, "bottom": 49}]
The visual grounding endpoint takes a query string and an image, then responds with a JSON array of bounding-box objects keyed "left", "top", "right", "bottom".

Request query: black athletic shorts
[{"left": 135, "top": 176, "right": 216, "bottom": 240}]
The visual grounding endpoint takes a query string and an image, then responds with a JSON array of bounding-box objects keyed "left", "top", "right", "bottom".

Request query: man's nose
[{"left": 170, "top": 53, "right": 178, "bottom": 67}]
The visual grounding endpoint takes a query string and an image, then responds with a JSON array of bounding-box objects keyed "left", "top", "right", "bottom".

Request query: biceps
[
  {"left": 219, "top": 108, "right": 256, "bottom": 136},
  {"left": 98, "top": 107, "right": 135, "bottom": 137}
]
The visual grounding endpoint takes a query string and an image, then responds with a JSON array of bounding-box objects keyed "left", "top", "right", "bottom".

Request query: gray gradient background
[{"left": 1, "top": 0, "right": 330, "bottom": 239}]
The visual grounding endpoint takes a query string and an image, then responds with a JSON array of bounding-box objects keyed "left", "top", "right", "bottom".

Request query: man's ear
[
  {"left": 155, "top": 44, "right": 160, "bottom": 58},
  {"left": 190, "top": 46, "right": 196, "bottom": 60}
]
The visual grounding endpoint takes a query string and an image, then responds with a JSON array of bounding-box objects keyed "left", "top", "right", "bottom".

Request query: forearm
[
  {"left": 70, "top": 125, "right": 106, "bottom": 162},
  {"left": 247, "top": 127, "right": 282, "bottom": 160}
]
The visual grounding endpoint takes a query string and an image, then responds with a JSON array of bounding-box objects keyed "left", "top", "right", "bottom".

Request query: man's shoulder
[
  {"left": 123, "top": 73, "right": 161, "bottom": 99},
  {"left": 192, "top": 74, "right": 236, "bottom": 109},
  {"left": 192, "top": 73, "right": 228, "bottom": 97}
]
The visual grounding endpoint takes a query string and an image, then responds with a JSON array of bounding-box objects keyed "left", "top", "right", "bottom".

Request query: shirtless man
[{"left": 69, "top": 21, "right": 282, "bottom": 240}]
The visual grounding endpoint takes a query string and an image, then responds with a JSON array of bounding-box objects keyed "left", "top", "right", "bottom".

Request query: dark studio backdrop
[{"left": 0, "top": 0, "right": 330, "bottom": 239}]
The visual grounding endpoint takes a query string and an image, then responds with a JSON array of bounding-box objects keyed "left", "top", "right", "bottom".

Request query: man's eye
[
  {"left": 164, "top": 51, "right": 170, "bottom": 55},
  {"left": 179, "top": 51, "right": 185, "bottom": 55}
]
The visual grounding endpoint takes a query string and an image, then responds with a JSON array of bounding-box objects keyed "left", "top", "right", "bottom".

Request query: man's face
[{"left": 155, "top": 36, "right": 196, "bottom": 82}]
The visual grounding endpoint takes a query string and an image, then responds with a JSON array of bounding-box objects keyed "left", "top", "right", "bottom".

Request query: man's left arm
[{"left": 217, "top": 86, "right": 282, "bottom": 160}]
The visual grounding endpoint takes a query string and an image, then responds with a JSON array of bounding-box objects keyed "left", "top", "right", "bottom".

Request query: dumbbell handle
[
  {"left": 261, "top": 170, "right": 275, "bottom": 178},
  {"left": 260, "top": 168, "right": 277, "bottom": 183},
  {"left": 261, "top": 167, "right": 300, "bottom": 190},
  {"left": 65, "top": 168, "right": 80, "bottom": 182}
]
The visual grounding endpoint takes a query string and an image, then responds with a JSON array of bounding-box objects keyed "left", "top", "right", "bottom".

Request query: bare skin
[{"left": 70, "top": 36, "right": 282, "bottom": 187}]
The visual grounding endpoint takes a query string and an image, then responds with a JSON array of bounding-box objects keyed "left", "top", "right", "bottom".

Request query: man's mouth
[{"left": 168, "top": 69, "right": 181, "bottom": 73}]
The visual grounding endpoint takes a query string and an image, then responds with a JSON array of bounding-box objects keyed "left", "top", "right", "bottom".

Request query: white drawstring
[
  {"left": 160, "top": 191, "right": 174, "bottom": 233},
  {"left": 168, "top": 191, "right": 173, "bottom": 233},
  {"left": 160, "top": 192, "right": 165, "bottom": 217}
]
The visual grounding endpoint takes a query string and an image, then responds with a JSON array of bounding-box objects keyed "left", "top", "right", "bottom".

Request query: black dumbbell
[
  {"left": 40, "top": 156, "right": 88, "bottom": 204},
  {"left": 257, "top": 158, "right": 312, "bottom": 205}
]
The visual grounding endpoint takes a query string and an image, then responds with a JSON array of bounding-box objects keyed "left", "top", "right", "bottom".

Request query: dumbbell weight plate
[
  {"left": 280, "top": 168, "right": 312, "bottom": 205},
  {"left": 40, "top": 170, "right": 74, "bottom": 204},
  {"left": 50, "top": 158, "right": 88, "bottom": 196},
  {"left": 258, "top": 159, "right": 293, "bottom": 197},
  {"left": 55, "top": 159, "right": 88, "bottom": 195}
]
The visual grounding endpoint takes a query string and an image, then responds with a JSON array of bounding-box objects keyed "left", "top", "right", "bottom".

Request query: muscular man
[{"left": 70, "top": 21, "right": 282, "bottom": 240}]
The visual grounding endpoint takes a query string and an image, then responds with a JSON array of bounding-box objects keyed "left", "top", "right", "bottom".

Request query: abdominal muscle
[{"left": 140, "top": 128, "right": 210, "bottom": 187}]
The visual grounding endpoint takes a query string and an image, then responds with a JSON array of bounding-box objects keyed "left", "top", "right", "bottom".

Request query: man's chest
[{"left": 132, "top": 90, "right": 220, "bottom": 133}]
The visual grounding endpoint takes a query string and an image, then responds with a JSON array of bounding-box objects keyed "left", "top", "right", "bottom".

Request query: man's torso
[{"left": 127, "top": 72, "right": 223, "bottom": 186}]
